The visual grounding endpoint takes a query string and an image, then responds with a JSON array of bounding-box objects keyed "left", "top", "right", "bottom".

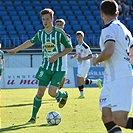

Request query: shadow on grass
[
  {"left": 0, "top": 100, "right": 55, "bottom": 108},
  {"left": 0, "top": 123, "right": 50, "bottom": 132}
]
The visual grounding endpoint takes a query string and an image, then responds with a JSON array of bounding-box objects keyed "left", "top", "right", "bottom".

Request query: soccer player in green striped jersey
[
  {"left": 0, "top": 43, "right": 4, "bottom": 89},
  {"left": 8, "top": 8, "right": 72, "bottom": 124}
]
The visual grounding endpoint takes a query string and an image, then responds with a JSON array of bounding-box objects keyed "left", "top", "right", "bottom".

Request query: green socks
[
  {"left": 32, "top": 95, "right": 42, "bottom": 119},
  {"left": 56, "top": 90, "right": 67, "bottom": 98}
]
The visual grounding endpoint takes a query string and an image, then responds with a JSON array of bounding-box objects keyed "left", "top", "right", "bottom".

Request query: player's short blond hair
[
  {"left": 76, "top": 31, "right": 84, "bottom": 37},
  {"left": 55, "top": 19, "right": 65, "bottom": 25},
  {"left": 40, "top": 8, "right": 54, "bottom": 18}
]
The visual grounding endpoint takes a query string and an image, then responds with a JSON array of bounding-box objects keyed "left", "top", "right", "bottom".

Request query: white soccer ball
[{"left": 46, "top": 111, "right": 61, "bottom": 126}]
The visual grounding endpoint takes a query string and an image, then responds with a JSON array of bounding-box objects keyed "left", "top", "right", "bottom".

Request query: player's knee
[
  {"left": 48, "top": 90, "right": 56, "bottom": 97},
  {"left": 113, "top": 115, "right": 127, "bottom": 127},
  {"left": 37, "top": 90, "right": 44, "bottom": 98}
]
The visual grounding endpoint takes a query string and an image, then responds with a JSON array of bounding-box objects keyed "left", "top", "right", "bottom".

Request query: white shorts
[
  {"left": 77, "top": 65, "right": 90, "bottom": 78},
  {"left": 99, "top": 77, "right": 133, "bottom": 112}
]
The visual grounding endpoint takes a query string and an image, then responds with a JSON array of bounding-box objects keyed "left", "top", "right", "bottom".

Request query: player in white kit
[
  {"left": 71, "top": 31, "right": 102, "bottom": 98},
  {"left": 93, "top": 0, "right": 133, "bottom": 132},
  {"left": 0, "top": 43, "right": 4, "bottom": 89}
]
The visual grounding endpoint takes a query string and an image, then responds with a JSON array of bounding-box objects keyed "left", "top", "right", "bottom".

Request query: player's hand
[
  {"left": 70, "top": 55, "right": 74, "bottom": 59},
  {"left": 92, "top": 54, "right": 99, "bottom": 66},
  {"left": 49, "top": 55, "right": 58, "bottom": 63},
  {"left": 77, "top": 56, "right": 82, "bottom": 61},
  {"left": 7, "top": 49, "right": 17, "bottom": 55}
]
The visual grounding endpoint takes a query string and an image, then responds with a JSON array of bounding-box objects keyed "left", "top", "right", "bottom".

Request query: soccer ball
[{"left": 46, "top": 111, "right": 61, "bottom": 126}]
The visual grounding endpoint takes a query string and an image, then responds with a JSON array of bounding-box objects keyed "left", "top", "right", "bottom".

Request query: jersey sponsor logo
[
  {"left": 44, "top": 42, "right": 55, "bottom": 51},
  {"left": 112, "top": 105, "right": 117, "bottom": 108},
  {"left": 99, "top": 97, "right": 107, "bottom": 103}
]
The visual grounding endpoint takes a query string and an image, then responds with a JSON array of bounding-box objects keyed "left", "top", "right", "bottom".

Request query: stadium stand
[{"left": 0, "top": 0, "right": 133, "bottom": 49}]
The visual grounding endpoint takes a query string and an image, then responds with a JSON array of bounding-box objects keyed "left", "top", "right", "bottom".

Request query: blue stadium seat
[
  {"left": 64, "top": 11, "right": 74, "bottom": 16},
  {"left": 32, "top": 1, "right": 41, "bottom": 6},
  {"left": 55, "top": 11, "right": 64, "bottom": 16},
  {"left": 71, "top": 6, "right": 80, "bottom": 11},
  {"left": 22, "top": 1, "right": 32, "bottom": 6},
  {"left": 80, "top": 21, "right": 88, "bottom": 25},
  {"left": 13, "top": 1, "right": 22, "bottom": 6},
  {"left": 6, "top": 5, "right": 15, "bottom": 11},
  {"left": 72, "top": 25, "right": 82, "bottom": 33},
  {"left": 15, "top": 6, "right": 25, "bottom": 12},
  {"left": 1, "top": 16, "right": 11, "bottom": 22},
  {"left": 77, "top": 1, "right": 86, "bottom": 6},
  {"left": 86, "top": 15, "right": 95, "bottom": 21},
  {"left": 87, "top": 1, "right": 95, "bottom": 7},
  {"left": 0, "top": 25, "right": 7, "bottom": 35},
  {"left": 1, "top": 35, "right": 12, "bottom": 47},
  {"left": 13, "top": 21, "right": 22, "bottom": 26},
  {"left": 67, "top": 16, "right": 77, "bottom": 22},
  {"left": 34, "top": 25, "right": 43, "bottom": 31},
  {"left": 25, "top": 6, "right": 34, "bottom": 12},
  {"left": 32, "top": 21, "right": 41, "bottom": 28},
  {"left": 52, "top": 6, "right": 62, "bottom": 12},
  {"left": 51, "top": 1, "right": 59, "bottom": 6},
  {"left": 62, "top": 6, "right": 71, "bottom": 11},
  {"left": 6, "top": 26, "right": 16, "bottom": 34},
  {"left": 20, "top": 16, "right": 30, "bottom": 21},
  {"left": 33, "top": 6, "right": 42, "bottom": 12},
  {"left": 73, "top": 11, "right": 83, "bottom": 16},
  {"left": 9, "top": 11, "right": 17, "bottom": 16},
  {"left": 82, "top": 10, "right": 92, "bottom": 16},
  {"left": 80, "top": 5, "right": 89, "bottom": 11},
  {"left": 92, "top": 25, "right": 101, "bottom": 34},
  {"left": 76, "top": 16, "right": 86, "bottom": 22},
  {"left": 82, "top": 25, "right": 93, "bottom": 34},
  {"left": 69, "top": 1, "right": 77, "bottom": 6},
  {"left": 41, "top": 1, "right": 50, "bottom": 6},
  {"left": 23, "top": 21, "right": 32, "bottom": 28},
  {"left": 25, "top": 26, "right": 35, "bottom": 34},
  {"left": 4, "top": 0, "right": 13, "bottom": 6},
  {"left": 15, "top": 25, "right": 26, "bottom": 34},
  {"left": 4, "top": 21, "right": 12, "bottom": 27},
  {"left": 18, "top": 11, "right": 27, "bottom": 16},
  {"left": 11, "top": 16, "right": 20, "bottom": 21},
  {"left": 64, "top": 25, "right": 73, "bottom": 34},
  {"left": 59, "top": 1, "right": 68, "bottom": 5},
  {"left": 9, "top": 35, "right": 21, "bottom": 46},
  {"left": 29, "top": 16, "right": 38, "bottom": 21}
]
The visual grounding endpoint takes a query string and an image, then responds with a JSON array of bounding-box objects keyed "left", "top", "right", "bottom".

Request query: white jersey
[
  {"left": 100, "top": 20, "right": 133, "bottom": 82},
  {"left": 75, "top": 42, "right": 92, "bottom": 67}
]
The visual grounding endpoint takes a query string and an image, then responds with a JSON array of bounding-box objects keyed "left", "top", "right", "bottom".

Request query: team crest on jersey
[
  {"left": 105, "top": 35, "right": 113, "bottom": 39},
  {"left": 44, "top": 42, "right": 55, "bottom": 51}
]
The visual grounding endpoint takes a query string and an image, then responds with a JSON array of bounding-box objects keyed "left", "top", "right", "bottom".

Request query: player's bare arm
[
  {"left": 129, "top": 47, "right": 133, "bottom": 64},
  {"left": 2, "top": 58, "right": 4, "bottom": 71},
  {"left": 49, "top": 47, "right": 72, "bottom": 63},
  {"left": 78, "top": 54, "right": 92, "bottom": 61},
  {"left": 70, "top": 54, "right": 77, "bottom": 59},
  {"left": 93, "top": 41, "right": 114, "bottom": 66},
  {"left": 8, "top": 40, "right": 34, "bottom": 55}
]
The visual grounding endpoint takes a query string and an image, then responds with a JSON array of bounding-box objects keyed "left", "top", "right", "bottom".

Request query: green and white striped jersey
[
  {"left": 0, "top": 50, "right": 4, "bottom": 69},
  {"left": 30, "top": 27, "right": 72, "bottom": 71}
]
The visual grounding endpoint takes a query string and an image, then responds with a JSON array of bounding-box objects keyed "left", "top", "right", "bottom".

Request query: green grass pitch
[{"left": 0, "top": 88, "right": 133, "bottom": 133}]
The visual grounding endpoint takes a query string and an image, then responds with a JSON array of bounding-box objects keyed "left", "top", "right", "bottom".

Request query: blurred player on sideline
[
  {"left": 55, "top": 18, "right": 71, "bottom": 102},
  {"left": 8, "top": 8, "right": 72, "bottom": 124},
  {"left": 0, "top": 43, "right": 4, "bottom": 89},
  {"left": 93, "top": 1, "right": 133, "bottom": 132},
  {"left": 70, "top": 31, "right": 102, "bottom": 99}
]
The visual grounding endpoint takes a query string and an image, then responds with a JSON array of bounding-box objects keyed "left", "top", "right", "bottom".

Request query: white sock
[
  {"left": 91, "top": 79, "right": 98, "bottom": 84},
  {"left": 80, "top": 91, "right": 84, "bottom": 97}
]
